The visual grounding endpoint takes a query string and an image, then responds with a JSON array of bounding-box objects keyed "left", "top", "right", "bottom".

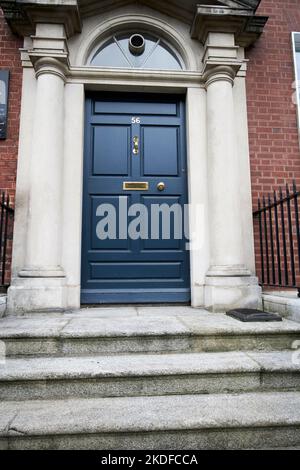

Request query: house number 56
[{"left": 131, "top": 117, "right": 141, "bottom": 124}]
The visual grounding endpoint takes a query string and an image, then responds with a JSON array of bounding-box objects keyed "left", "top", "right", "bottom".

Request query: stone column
[
  {"left": 7, "top": 23, "right": 69, "bottom": 313},
  {"left": 19, "top": 58, "right": 66, "bottom": 278},
  {"left": 5, "top": 12, "right": 81, "bottom": 314},
  {"left": 202, "top": 34, "right": 261, "bottom": 312},
  {"left": 205, "top": 66, "right": 249, "bottom": 277}
]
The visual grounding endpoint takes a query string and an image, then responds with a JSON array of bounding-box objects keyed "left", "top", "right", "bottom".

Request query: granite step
[
  {"left": 1, "top": 391, "right": 300, "bottom": 449},
  {"left": 1, "top": 308, "right": 300, "bottom": 356},
  {"left": 0, "top": 351, "right": 299, "bottom": 400}
]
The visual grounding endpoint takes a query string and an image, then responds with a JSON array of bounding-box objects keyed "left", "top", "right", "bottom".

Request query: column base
[
  {"left": 206, "top": 265, "right": 251, "bottom": 277},
  {"left": 6, "top": 276, "right": 67, "bottom": 315},
  {"left": 204, "top": 274, "right": 262, "bottom": 313},
  {"left": 19, "top": 266, "right": 65, "bottom": 278}
]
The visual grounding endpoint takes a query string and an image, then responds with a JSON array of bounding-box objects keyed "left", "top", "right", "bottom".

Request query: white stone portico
[{"left": 0, "top": 0, "right": 268, "bottom": 314}]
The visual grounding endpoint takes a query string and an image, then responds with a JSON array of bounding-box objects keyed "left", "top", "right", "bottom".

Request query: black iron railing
[
  {"left": 0, "top": 191, "right": 14, "bottom": 290},
  {"left": 253, "top": 181, "right": 300, "bottom": 297}
]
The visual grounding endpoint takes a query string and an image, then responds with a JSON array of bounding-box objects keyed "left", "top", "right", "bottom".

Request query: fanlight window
[{"left": 90, "top": 33, "right": 183, "bottom": 70}]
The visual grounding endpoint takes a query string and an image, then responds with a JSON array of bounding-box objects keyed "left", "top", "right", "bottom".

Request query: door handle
[
  {"left": 133, "top": 136, "right": 139, "bottom": 155},
  {"left": 157, "top": 182, "right": 165, "bottom": 191}
]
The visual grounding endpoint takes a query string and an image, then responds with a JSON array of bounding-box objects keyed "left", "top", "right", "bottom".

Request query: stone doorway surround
[{"left": 0, "top": 0, "right": 268, "bottom": 314}]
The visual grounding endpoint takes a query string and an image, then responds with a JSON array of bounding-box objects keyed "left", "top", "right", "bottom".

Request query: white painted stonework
[
  {"left": 0, "top": 295, "right": 6, "bottom": 317},
  {"left": 263, "top": 291, "right": 300, "bottom": 323},
  {"left": 3, "top": 0, "right": 267, "bottom": 314}
]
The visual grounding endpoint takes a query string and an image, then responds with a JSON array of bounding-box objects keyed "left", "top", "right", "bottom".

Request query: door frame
[
  {"left": 65, "top": 82, "right": 210, "bottom": 309},
  {"left": 80, "top": 91, "right": 192, "bottom": 304}
]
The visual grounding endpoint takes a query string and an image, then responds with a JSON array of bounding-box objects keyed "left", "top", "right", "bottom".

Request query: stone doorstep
[
  {"left": 1, "top": 307, "right": 300, "bottom": 356},
  {"left": 0, "top": 307, "right": 300, "bottom": 450},
  {"left": 0, "top": 391, "right": 300, "bottom": 450},
  {"left": 0, "top": 351, "right": 299, "bottom": 382},
  {"left": 0, "top": 351, "right": 299, "bottom": 401},
  {"left": 1, "top": 307, "right": 300, "bottom": 339}
]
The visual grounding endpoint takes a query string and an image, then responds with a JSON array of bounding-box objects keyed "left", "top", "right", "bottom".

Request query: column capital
[
  {"left": 203, "top": 64, "right": 241, "bottom": 89},
  {"left": 33, "top": 57, "right": 67, "bottom": 82}
]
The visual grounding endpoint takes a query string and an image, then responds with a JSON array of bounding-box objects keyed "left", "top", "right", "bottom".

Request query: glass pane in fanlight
[
  {"left": 143, "top": 43, "right": 182, "bottom": 70},
  {"left": 91, "top": 40, "right": 130, "bottom": 68}
]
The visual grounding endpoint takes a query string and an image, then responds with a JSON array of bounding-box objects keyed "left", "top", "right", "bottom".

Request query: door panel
[
  {"left": 92, "top": 126, "right": 130, "bottom": 176},
  {"left": 90, "top": 262, "right": 182, "bottom": 280},
  {"left": 81, "top": 93, "right": 190, "bottom": 304},
  {"left": 141, "top": 196, "right": 182, "bottom": 251},
  {"left": 142, "top": 126, "right": 179, "bottom": 176},
  {"left": 90, "top": 196, "right": 131, "bottom": 251},
  {"left": 94, "top": 100, "right": 178, "bottom": 116}
]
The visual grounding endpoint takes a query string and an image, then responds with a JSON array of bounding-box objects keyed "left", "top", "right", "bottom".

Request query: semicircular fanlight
[{"left": 90, "top": 32, "right": 183, "bottom": 71}]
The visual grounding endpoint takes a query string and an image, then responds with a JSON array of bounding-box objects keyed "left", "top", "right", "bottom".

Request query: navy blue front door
[{"left": 81, "top": 93, "right": 190, "bottom": 304}]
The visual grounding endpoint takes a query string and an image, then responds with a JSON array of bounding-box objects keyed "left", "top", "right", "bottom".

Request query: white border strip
[{"left": 292, "top": 32, "right": 300, "bottom": 143}]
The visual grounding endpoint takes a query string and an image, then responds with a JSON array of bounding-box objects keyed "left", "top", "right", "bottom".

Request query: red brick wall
[
  {"left": 0, "top": 8, "right": 22, "bottom": 198},
  {"left": 246, "top": 0, "right": 300, "bottom": 285},
  {"left": 247, "top": 0, "right": 300, "bottom": 201},
  {"left": 0, "top": 9, "right": 22, "bottom": 286}
]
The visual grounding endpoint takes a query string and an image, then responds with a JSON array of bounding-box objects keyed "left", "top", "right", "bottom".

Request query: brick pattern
[
  {"left": 246, "top": 0, "right": 300, "bottom": 285},
  {"left": 0, "top": 8, "right": 22, "bottom": 285},
  {"left": 0, "top": 8, "right": 22, "bottom": 198}
]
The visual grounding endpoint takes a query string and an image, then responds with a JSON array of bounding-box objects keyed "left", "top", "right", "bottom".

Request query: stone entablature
[
  {"left": 191, "top": 5, "right": 268, "bottom": 47},
  {"left": 0, "top": 0, "right": 81, "bottom": 37},
  {"left": 0, "top": 1, "right": 267, "bottom": 45},
  {"left": 0, "top": 1, "right": 268, "bottom": 77}
]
